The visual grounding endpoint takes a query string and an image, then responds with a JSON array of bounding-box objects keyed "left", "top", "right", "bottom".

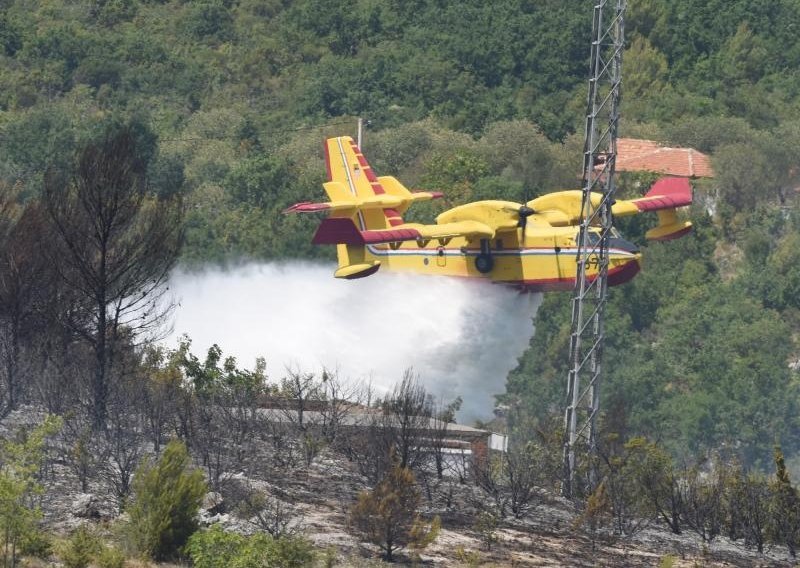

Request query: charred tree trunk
[{"left": 44, "top": 123, "right": 184, "bottom": 429}]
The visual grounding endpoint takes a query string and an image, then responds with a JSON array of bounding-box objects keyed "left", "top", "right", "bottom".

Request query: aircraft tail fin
[
  {"left": 634, "top": 177, "right": 693, "bottom": 211},
  {"left": 613, "top": 177, "right": 693, "bottom": 240},
  {"left": 638, "top": 177, "right": 693, "bottom": 241},
  {"left": 285, "top": 136, "right": 443, "bottom": 278},
  {"left": 285, "top": 137, "right": 442, "bottom": 227}
]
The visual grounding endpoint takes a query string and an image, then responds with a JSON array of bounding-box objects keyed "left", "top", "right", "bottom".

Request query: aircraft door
[{"left": 436, "top": 246, "right": 447, "bottom": 267}]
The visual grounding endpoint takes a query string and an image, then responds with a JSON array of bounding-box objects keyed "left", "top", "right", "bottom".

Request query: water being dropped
[{"left": 167, "top": 261, "right": 541, "bottom": 422}]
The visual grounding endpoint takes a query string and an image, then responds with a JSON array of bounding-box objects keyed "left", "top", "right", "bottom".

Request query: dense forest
[{"left": 2, "top": 0, "right": 800, "bottom": 564}]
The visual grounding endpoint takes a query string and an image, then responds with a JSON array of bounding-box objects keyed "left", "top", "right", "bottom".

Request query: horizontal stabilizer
[
  {"left": 285, "top": 190, "right": 404, "bottom": 215},
  {"left": 285, "top": 201, "right": 346, "bottom": 213}
]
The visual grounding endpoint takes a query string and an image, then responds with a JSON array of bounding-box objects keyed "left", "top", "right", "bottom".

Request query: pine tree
[
  {"left": 349, "top": 459, "right": 439, "bottom": 562},
  {"left": 126, "top": 440, "right": 207, "bottom": 560},
  {"left": 769, "top": 446, "right": 800, "bottom": 557}
]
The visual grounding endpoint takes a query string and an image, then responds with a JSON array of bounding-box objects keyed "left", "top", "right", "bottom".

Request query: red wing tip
[{"left": 284, "top": 202, "right": 331, "bottom": 214}]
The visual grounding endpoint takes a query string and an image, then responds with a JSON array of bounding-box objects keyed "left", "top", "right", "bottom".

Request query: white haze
[{"left": 167, "top": 262, "right": 541, "bottom": 422}]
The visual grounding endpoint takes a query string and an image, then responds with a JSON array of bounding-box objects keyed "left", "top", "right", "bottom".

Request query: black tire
[{"left": 475, "top": 253, "right": 494, "bottom": 274}]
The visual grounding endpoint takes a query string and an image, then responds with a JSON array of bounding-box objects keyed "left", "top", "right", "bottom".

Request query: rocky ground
[
  {"left": 3, "top": 407, "right": 795, "bottom": 567},
  {"left": 238, "top": 457, "right": 796, "bottom": 567}
]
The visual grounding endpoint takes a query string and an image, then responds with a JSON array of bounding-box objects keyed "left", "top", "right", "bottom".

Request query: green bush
[
  {"left": 126, "top": 440, "right": 207, "bottom": 560},
  {"left": 18, "top": 530, "right": 52, "bottom": 559},
  {"left": 61, "top": 525, "right": 101, "bottom": 568},
  {"left": 97, "top": 545, "right": 126, "bottom": 568},
  {"left": 186, "top": 525, "right": 314, "bottom": 568},
  {"left": 0, "top": 416, "right": 62, "bottom": 566}
]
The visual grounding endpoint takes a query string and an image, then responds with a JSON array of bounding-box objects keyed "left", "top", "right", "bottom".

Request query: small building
[{"left": 614, "top": 138, "right": 714, "bottom": 178}]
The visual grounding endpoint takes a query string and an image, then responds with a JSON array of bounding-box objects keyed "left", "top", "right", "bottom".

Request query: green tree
[
  {"left": 60, "top": 526, "right": 101, "bottom": 568},
  {"left": 0, "top": 415, "right": 61, "bottom": 568},
  {"left": 626, "top": 438, "right": 683, "bottom": 534},
  {"left": 126, "top": 440, "right": 207, "bottom": 561},
  {"left": 179, "top": 341, "right": 272, "bottom": 486},
  {"left": 624, "top": 36, "right": 669, "bottom": 98},
  {"left": 349, "top": 461, "right": 439, "bottom": 562},
  {"left": 768, "top": 447, "right": 800, "bottom": 557},
  {"left": 712, "top": 142, "right": 774, "bottom": 212}
]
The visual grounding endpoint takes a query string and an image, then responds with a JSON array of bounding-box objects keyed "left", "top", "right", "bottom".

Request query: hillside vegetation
[{"left": 2, "top": 0, "right": 800, "bottom": 562}]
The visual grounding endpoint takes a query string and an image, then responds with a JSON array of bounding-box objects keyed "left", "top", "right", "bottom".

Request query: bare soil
[{"left": 3, "top": 407, "right": 793, "bottom": 567}]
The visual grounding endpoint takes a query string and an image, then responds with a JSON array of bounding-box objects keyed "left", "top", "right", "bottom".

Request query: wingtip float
[{"left": 286, "top": 136, "right": 693, "bottom": 290}]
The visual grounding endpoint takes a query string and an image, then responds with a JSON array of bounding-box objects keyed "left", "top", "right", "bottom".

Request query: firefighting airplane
[{"left": 285, "top": 136, "right": 692, "bottom": 291}]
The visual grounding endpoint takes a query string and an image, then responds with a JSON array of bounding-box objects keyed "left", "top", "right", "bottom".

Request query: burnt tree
[
  {"left": 44, "top": 125, "right": 183, "bottom": 429},
  {"left": 382, "top": 370, "right": 433, "bottom": 472},
  {"left": 0, "top": 200, "right": 54, "bottom": 414}
]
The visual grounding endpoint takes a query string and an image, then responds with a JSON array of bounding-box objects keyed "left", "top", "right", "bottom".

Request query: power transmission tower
[{"left": 563, "top": 0, "right": 626, "bottom": 499}]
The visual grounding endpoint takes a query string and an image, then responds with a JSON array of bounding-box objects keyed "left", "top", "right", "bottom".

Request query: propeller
[
  {"left": 518, "top": 205, "right": 535, "bottom": 228},
  {"left": 518, "top": 206, "right": 534, "bottom": 243},
  {"left": 519, "top": 184, "right": 538, "bottom": 233},
  {"left": 500, "top": 203, "right": 536, "bottom": 231}
]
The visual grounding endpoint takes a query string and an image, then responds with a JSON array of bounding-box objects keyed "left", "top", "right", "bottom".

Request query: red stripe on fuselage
[{"left": 508, "top": 259, "right": 640, "bottom": 292}]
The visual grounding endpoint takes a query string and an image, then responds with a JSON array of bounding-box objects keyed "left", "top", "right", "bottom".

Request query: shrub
[
  {"left": 18, "top": 530, "right": 52, "bottom": 559},
  {"left": 97, "top": 545, "right": 126, "bottom": 568},
  {"left": 184, "top": 525, "right": 242, "bottom": 567},
  {"left": 473, "top": 511, "right": 498, "bottom": 550},
  {"left": 186, "top": 524, "right": 315, "bottom": 568},
  {"left": 349, "top": 462, "right": 440, "bottom": 562},
  {"left": 455, "top": 546, "right": 482, "bottom": 567},
  {"left": 61, "top": 526, "right": 102, "bottom": 568},
  {"left": 0, "top": 416, "right": 61, "bottom": 566},
  {"left": 126, "top": 440, "right": 207, "bottom": 560}
]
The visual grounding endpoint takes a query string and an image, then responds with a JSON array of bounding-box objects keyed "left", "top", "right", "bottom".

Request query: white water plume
[{"left": 167, "top": 262, "right": 541, "bottom": 422}]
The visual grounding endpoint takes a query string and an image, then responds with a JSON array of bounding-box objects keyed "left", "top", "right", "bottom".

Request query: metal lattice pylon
[{"left": 563, "top": 0, "right": 626, "bottom": 499}]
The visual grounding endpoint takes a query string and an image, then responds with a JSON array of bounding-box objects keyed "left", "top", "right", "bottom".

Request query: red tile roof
[{"left": 614, "top": 138, "right": 714, "bottom": 178}]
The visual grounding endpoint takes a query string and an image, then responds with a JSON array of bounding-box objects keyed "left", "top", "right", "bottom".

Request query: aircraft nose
[{"left": 608, "top": 237, "right": 639, "bottom": 255}]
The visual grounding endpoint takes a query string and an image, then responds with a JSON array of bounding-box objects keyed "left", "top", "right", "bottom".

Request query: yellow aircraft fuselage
[
  {"left": 349, "top": 226, "right": 640, "bottom": 292},
  {"left": 287, "top": 137, "right": 692, "bottom": 292}
]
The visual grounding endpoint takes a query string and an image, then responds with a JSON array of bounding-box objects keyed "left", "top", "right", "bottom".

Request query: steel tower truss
[{"left": 563, "top": 0, "right": 626, "bottom": 498}]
